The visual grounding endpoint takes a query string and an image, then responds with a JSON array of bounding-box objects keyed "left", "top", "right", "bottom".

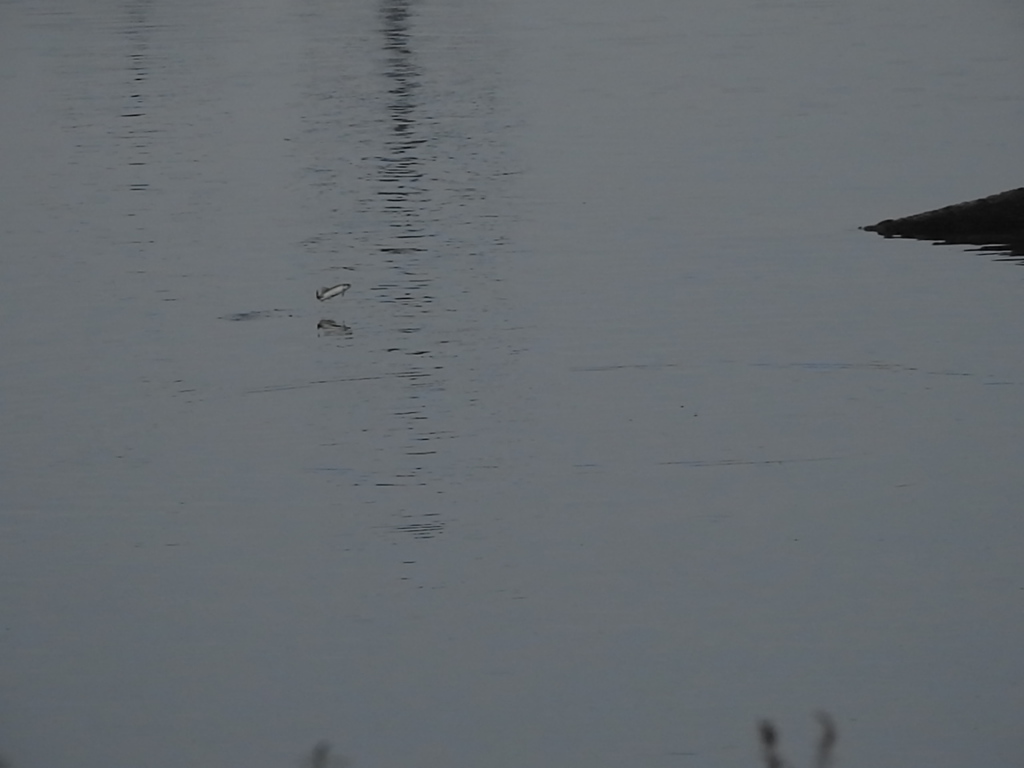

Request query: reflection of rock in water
[{"left": 863, "top": 187, "right": 1024, "bottom": 264}]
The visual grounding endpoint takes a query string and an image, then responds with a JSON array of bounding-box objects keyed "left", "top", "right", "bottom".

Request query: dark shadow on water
[{"left": 870, "top": 231, "right": 1024, "bottom": 266}]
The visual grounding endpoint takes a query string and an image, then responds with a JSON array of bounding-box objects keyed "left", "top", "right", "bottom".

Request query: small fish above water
[{"left": 316, "top": 283, "right": 351, "bottom": 301}]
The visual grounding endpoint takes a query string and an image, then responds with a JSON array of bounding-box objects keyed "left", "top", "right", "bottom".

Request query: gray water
[{"left": 2, "top": 1, "right": 1024, "bottom": 767}]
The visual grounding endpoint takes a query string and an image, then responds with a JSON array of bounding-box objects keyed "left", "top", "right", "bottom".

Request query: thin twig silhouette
[
  {"left": 814, "top": 712, "right": 837, "bottom": 768},
  {"left": 759, "top": 720, "right": 788, "bottom": 768},
  {"left": 758, "top": 713, "right": 838, "bottom": 768}
]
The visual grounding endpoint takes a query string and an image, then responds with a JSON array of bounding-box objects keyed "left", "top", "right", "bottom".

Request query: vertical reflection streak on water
[
  {"left": 375, "top": 0, "right": 437, "bottom": 484},
  {"left": 296, "top": 0, "right": 518, "bottom": 535},
  {"left": 118, "top": 1, "right": 155, "bottom": 204}
]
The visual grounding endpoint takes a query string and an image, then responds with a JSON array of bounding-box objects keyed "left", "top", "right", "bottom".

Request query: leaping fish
[
  {"left": 313, "top": 282, "right": 350, "bottom": 301},
  {"left": 316, "top": 283, "right": 351, "bottom": 301}
]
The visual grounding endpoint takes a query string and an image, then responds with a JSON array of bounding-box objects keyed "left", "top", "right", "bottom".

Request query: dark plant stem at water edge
[{"left": 759, "top": 712, "right": 837, "bottom": 768}]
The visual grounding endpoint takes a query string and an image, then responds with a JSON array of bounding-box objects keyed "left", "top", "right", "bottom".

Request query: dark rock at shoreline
[
  {"left": 863, "top": 187, "right": 1024, "bottom": 263},
  {"left": 864, "top": 187, "right": 1024, "bottom": 239}
]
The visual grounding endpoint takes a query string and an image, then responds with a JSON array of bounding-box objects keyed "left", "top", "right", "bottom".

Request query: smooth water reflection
[{"left": 2, "top": 0, "right": 1024, "bottom": 767}]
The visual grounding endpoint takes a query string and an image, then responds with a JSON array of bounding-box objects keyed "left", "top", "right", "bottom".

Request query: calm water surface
[{"left": 2, "top": 1, "right": 1024, "bottom": 767}]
